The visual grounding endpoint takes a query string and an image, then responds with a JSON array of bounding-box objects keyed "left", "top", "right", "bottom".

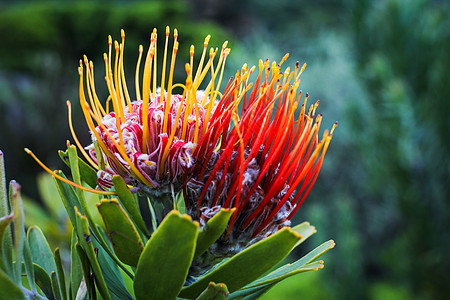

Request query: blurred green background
[{"left": 0, "top": 0, "right": 448, "bottom": 299}]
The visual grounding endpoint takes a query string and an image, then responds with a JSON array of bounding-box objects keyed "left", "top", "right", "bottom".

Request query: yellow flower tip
[
  {"left": 121, "top": 28, "right": 125, "bottom": 39},
  {"left": 330, "top": 240, "right": 336, "bottom": 248},
  {"left": 108, "top": 35, "right": 112, "bottom": 45},
  {"left": 174, "top": 28, "right": 178, "bottom": 38},
  {"left": 165, "top": 25, "right": 170, "bottom": 35},
  {"left": 190, "top": 45, "right": 195, "bottom": 55},
  {"left": 138, "top": 44, "right": 143, "bottom": 53},
  {"left": 114, "top": 40, "right": 119, "bottom": 50},
  {"left": 204, "top": 34, "right": 211, "bottom": 47},
  {"left": 174, "top": 41, "right": 179, "bottom": 52},
  {"left": 222, "top": 40, "right": 228, "bottom": 49},
  {"left": 331, "top": 121, "right": 338, "bottom": 135}
]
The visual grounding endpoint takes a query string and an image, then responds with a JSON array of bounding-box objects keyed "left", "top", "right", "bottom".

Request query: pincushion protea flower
[{"left": 24, "top": 28, "right": 337, "bottom": 299}]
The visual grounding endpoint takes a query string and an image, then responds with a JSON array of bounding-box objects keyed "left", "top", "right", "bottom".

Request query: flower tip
[
  {"left": 121, "top": 29, "right": 125, "bottom": 38},
  {"left": 204, "top": 35, "right": 211, "bottom": 46},
  {"left": 165, "top": 25, "right": 170, "bottom": 35},
  {"left": 330, "top": 240, "right": 336, "bottom": 248},
  {"left": 24, "top": 148, "right": 31, "bottom": 154}
]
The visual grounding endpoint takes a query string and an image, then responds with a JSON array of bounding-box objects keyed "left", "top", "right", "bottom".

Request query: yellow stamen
[
  {"left": 135, "top": 45, "right": 143, "bottom": 101},
  {"left": 87, "top": 60, "right": 107, "bottom": 116},
  {"left": 152, "top": 28, "right": 158, "bottom": 100},
  {"left": 83, "top": 57, "right": 101, "bottom": 120},
  {"left": 120, "top": 30, "right": 132, "bottom": 112},
  {"left": 67, "top": 100, "right": 98, "bottom": 170},
  {"left": 193, "top": 35, "right": 211, "bottom": 88},
  {"left": 163, "top": 31, "right": 179, "bottom": 134},
  {"left": 181, "top": 63, "right": 193, "bottom": 140},
  {"left": 142, "top": 38, "right": 156, "bottom": 153},
  {"left": 160, "top": 26, "right": 170, "bottom": 101},
  {"left": 25, "top": 148, "right": 115, "bottom": 195}
]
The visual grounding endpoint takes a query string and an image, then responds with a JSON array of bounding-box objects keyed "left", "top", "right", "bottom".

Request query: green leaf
[
  {"left": 94, "top": 225, "right": 134, "bottom": 300},
  {"left": 180, "top": 227, "right": 301, "bottom": 299},
  {"left": 75, "top": 243, "right": 93, "bottom": 299},
  {"left": 0, "top": 153, "right": 13, "bottom": 277},
  {"left": 194, "top": 208, "right": 235, "bottom": 259},
  {"left": 28, "top": 226, "right": 57, "bottom": 276},
  {"left": 34, "top": 263, "right": 55, "bottom": 299},
  {"left": 97, "top": 198, "right": 144, "bottom": 267},
  {"left": 112, "top": 175, "right": 149, "bottom": 237},
  {"left": 69, "top": 229, "right": 83, "bottom": 300},
  {"left": 228, "top": 262, "right": 322, "bottom": 299},
  {"left": 291, "top": 221, "right": 317, "bottom": 247},
  {"left": 196, "top": 282, "right": 229, "bottom": 300},
  {"left": 55, "top": 248, "right": 68, "bottom": 300},
  {"left": 58, "top": 147, "right": 98, "bottom": 188},
  {"left": 228, "top": 240, "right": 335, "bottom": 299},
  {"left": 10, "top": 181, "right": 25, "bottom": 284},
  {"left": 0, "top": 213, "right": 13, "bottom": 272},
  {"left": 134, "top": 210, "right": 199, "bottom": 300},
  {"left": 23, "top": 237, "right": 36, "bottom": 293},
  {"left": 247, "top": 240, "right": 335, "bottom": 286},
  {"left": 75, "top": 207, "right": 111, "bottom": 300},
  {"left": 0, "top": 151, "right": 9, "bottom": 218},
  {"left": 51, "top": 271, "right": 63, "bottom": 300},
  {"left": 0, "top": 267, "right": 25, "bottom": 300}
]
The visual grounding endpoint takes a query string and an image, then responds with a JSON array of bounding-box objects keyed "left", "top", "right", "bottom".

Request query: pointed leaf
[
  {"left": 97, "top": 198, "right": 144, "bottom": 267},
  {"left": 55, "top": 248, "right": 68, "bottom": 300},
  {"left": 23, "top": 237, "right": 36, "bottom": 293},
  {"left": 75, "top": 207, "right": 111, "bottom": 300},
  {"left": 10, "top": 181, "right": 25, "bottom": 283},
  {"left": 134, "top": 211, "right": 199, "bottom": 300},
  {"left": 0, "top": 152, "right": 13, "bottom": 277},
  {"left": 0, "top": 214, "right": 13, "bottom": 271},
  {"left": 94, "top": 225, "right": 134, "bottom": 300},
  {"left": 180, "top": 227, "right": 301, "bottom": 298},
  {"left": 28, "top": 226, "right": 57, "bottom": 277},
  {"left": 196, "top": 282, "right": 229, "bottom": 300},
  {"left": 69, "top": 230, "right": 83, "bottom": 300},
  {"left": 0, "top": 267, "right": 25, "bottom": 300},
  {"left": 34, "top": 263, "right": 55, "bottom": 299},
  {"left": 112, "top": 175, "right": 149, "bottom": 237},
  {"left": 194, "top": 208, "right": 235, "bottom": 259},
  {"left": 59, "top": 148, "right": 97, "bottom": 188},
  {"left": 51, "top": 271, "right": 63, "bottom": 300},
  {"left": 0, "top": 151, "right": 9, "bottom": 218},
  {"left": 75, "top": 243, "right": 93, "bottom": 299}
]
